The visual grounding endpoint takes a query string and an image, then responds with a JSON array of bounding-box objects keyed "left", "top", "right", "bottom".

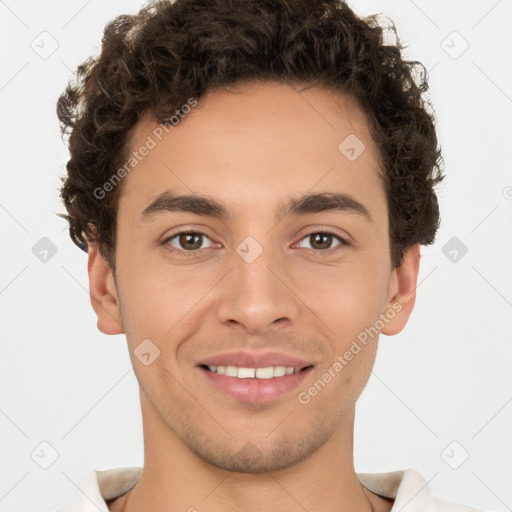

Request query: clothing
[{"left": 57, "top": 466, "right": 486, "bottom": 511}]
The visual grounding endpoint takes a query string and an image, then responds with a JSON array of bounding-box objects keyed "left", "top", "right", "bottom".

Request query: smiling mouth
[
  {"left": 200, "top": 364, "right": 314, "bottom": 379},
  {"left": 198, "top": 362, "right": 315, "bottom": 404}
]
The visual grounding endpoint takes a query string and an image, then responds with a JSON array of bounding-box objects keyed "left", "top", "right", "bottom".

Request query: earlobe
[
  {"left": 87, "top": 242, "right": 124, "bottom": 335},
  {"left": 381, "top": 244, "right": 421, "bottom": 336}
]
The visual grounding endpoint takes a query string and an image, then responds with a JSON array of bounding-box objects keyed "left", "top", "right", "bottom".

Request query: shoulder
[
  {"left": 55, "top": 467, "right": 142, "bottom": 511},
  {"left": 357, "top": 468, "right": 491, "bottom": 512}
]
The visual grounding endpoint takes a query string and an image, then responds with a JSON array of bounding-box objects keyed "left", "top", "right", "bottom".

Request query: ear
[
  {"left": 87, "top": 241, "right": 124, "bottom": 335},
  {"left": 380, "top": 243, "right": 421, "bottom": 336}
]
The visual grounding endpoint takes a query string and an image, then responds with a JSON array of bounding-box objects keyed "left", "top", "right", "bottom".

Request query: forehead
[{"left": 119, "top": 81, "right": 385, "bottom": 221}]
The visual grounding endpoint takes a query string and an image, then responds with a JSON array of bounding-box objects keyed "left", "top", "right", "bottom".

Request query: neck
[{"left": 115, "top": 392, "right": 381, "bottom": 512}]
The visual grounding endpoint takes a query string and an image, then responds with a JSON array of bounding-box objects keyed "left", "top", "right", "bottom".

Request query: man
[{"left": 56, "top": 0, "right": 485, "bottom": 510}]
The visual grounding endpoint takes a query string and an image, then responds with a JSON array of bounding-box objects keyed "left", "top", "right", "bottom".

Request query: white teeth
[
  {"left": 273, "top": 366, "right": 286, "bottom": 377},
  {"left": 255, "top": 367, "right": 274, "bottom": 379},
  {"left": 237, "top": 367, "right": 256, "bottom": 379},
  {"left": 207, "top": 365, "right": 299, "bottom": 379},
  {"left": 225, "top": 365, "right": 238, "bottom": 377}
]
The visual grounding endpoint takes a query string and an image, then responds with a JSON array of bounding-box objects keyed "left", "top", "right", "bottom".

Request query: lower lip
[{"left": 198, "top": 366, "right": 313, "bottom": 404}]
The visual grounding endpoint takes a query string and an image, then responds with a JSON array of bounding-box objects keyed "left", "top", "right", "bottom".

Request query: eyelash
[{"left": 162, "top": 229, "right": 350, "bottom": 257}]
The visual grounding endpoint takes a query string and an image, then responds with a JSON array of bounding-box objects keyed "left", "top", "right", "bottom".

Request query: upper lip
[{"left": 198, "top": 351, "right": 314, "bottom": 369}]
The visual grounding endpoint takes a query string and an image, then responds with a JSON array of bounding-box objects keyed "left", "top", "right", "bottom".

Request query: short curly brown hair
[{"left": 57, "top": 0, "right": 443, "bottom": 272}]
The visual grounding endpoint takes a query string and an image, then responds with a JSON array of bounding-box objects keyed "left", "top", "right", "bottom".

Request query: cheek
[
  {"left": 116, "top": 255, "right": 220, "bottom": 345},
  {"left": 287, "top": 256, "right": 390, "bottom": 339}
]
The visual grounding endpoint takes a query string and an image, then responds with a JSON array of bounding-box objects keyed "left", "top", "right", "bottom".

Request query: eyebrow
[
  {"left": 278, "top": 191, "right": 372, "bottom": 223},
  {"left": 140, "top": 191, "right": 372, "bottom": 223},
  {"left": 141, "top": 192, "right": 228, "bottom": 222}
]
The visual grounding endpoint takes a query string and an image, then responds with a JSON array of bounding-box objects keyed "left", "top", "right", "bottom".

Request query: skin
[{"left": 87, "top": 81, "right": 420, "bottom": 512}]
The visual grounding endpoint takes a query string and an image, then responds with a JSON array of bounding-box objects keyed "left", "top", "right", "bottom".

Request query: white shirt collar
[{"left": 57, "top": 466, "right": 483, "bottom": 512}]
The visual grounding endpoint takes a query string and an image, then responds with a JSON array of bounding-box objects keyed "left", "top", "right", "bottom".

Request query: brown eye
[
  {"left": 297, "top": 231, "right": 346, "bottom": 252},
  {"left": 179, "top": 233, "right": 203, "bottom": 250},
  {"left": 309, "top": 233, "right": 333, "bottom": 250},
  {"left": 166, "top": 231, "right": 212, "bottom": 251}
]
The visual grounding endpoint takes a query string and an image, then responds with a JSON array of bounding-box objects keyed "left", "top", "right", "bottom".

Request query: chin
[{"left": 182, "top": 425, "right": 333, "bottom": 473}]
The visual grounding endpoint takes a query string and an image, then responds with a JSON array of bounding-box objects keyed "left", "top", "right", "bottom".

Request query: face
[{"left": 90, "top": 81, "right": 419, "bottom": 473}]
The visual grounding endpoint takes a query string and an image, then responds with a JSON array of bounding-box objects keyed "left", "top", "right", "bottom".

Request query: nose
[{"left": 215, "top": 241, "right": 300, "bottom": 334}]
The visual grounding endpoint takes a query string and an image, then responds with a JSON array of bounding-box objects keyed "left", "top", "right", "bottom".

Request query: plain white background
[{"left": 0, "top": 0, "right": 511, "bottom": 511}]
